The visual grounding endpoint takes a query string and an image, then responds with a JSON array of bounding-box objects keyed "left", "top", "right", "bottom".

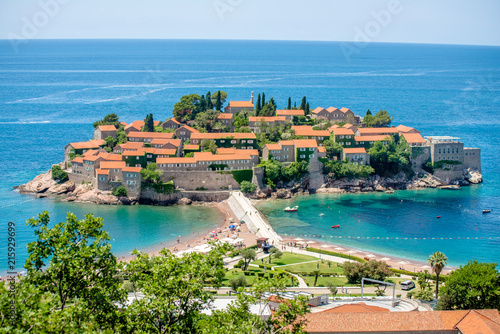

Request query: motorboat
[
  {"left": 483, "top": 209, "right": 492, "bottom": 214},
  {"left": 331, "top": 225, "right": 340, "bottom": 229},
  {"left": 283, "top": 206, "right": 298, "bottom": 212}
]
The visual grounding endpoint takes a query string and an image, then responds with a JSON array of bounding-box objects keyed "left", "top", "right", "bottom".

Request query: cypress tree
[
  {"left": 261, "top": 92, "right": 266, "bottom": 106},
  {"left": 305, "top": 102, "right": 310, "bottom": 115},
  {"left": 287, "top": 97, "right": 291, "bottom": 110},
  {"left": 256, "top": 93, "right": 261, "bottom": 115},
  {"left": 206, "top": 91, "right": 213, "bottom": 110},
  {"left": 215, "top": 91, "right": 222, "bottom": 111},
  {"left": 300, "top": 96, "right": 306, "bottom": 110},
  {"left": 144, "top": 113, "right": 154, "bottom": 132},
  {"left": 294, "top": 102, "right": 296, "bottom": 108},
  {"left": 199, "top": 94, "right": 206, "bottom": 113}
]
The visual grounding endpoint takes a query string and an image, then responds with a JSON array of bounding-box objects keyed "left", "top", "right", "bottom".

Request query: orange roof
[
  {"left": 151, "top": 138, "right": 182, "bottom": 147},
  {"left": 304, "top": 309, "right": 500, "bottom": 333},
  {"left": 292, "top": 125, "right": 313, "bottom": 131},
  {"left": 183, "top": 145, "right": 200, "bottom": 150},
  {"left": 117, "top": 142, "right": 144, "bottom": 149},
  {"left": 318, "top": 147, "right": 326, "bottom": 153},
  {"left": 164, "top": 118, "right": 181, "bottom": 125},
  {"left": 97, "top": 153, "right": 123, "bottom": 161},
  {"left": 216, "top": 147, "right": 235, "bottom": 154},
  {"left": 340, "top": 107, "right": 353, "bottom": 113},
  {"left": 228, "top": 101, "right": 254, "bottom": 108},
  {"left": 191, "top": 132, "right": 256, "bottom": 140},
  {"left": 97, "top": 125, "right": 117, "bottom": 131},
  {"left": 249, "top": 116, "right": 286, "bottom": 122},
  {"left": 157, "top": 157, "right": 197, "bottom": 164},
  {"left": 343, "top": 147, "right": 367, "bottom": 154},
  {"left": 100, "top": 161, "right": 126, "bottom": 169},
  {"left": 128, "top": 132, "right": 175, "bottom": 139},
  {"left": 279, "top": 140, "right": 295, "bottom": 146},
  {"left": 355, "top": 135, "right": 392, "bottom": 142},
  {"left": 72, "top": 157, "right": 84, "bottom": 164},
  {"left": 153, "top": 149, "right": 176, "bottom": 155},
  {"left": 83, "top": 149, "right": 99, "bottom": 157},
  {"left": 402, "top": 132, "right": 426, "bottom": 144},
  {"left": 69, "top": 139, "right": 106, "bottom": 150},
  {"left": 327, "top": 125, "right": 340, "bottom": 131},
  {"left": 217, "top": 113, "right": 233, "bottom": 120},
  {"left": 327, "top": 107, "right": 340, "bottom": 113},
  {"left": 320, "top": 302, "right": 389, "bottom": 314},
  {"left": 122, "top": 167, "right": 142, "bottom": 173},
  {"left": 120, "top": 121, "right": 128, "bottom": 126},
  {"left": 122, "top": 151, "right": 145, "bottom": 157},
  {"left": 276, "top": 109, "right": 305, "bottom": 116},
  {"left": 358, "top": 127, "right": 399, "bottom": 135},
  {"left": 239, "top": 149, "right": 259, "bottom": 156},
  {"left": 342, "top": 123, "right": 355, "bottom": 128},
  {"left": 312, "top": 107, "right": 327, "bottom": 114},
  {"left": 96, "top": 169, "right": 109, "bottom": 175},
  {"left": 83, "top": 155, "right": 101, "bottom": 162},
  {"left": 265, "top": 143, "right": 282, "bottom": 150},
  {"left": 153, "top": 121, "right": 160, "bottom": 126},
  {"left": 396, "top": 124, "right": 418, "bottom": 133},
  {"left": 331, "top": 128, "right": 355, "bottom": 136},
  {"left": 293, "top": 139, "right": 318, "bottom": 148},
  {"left": 124, "top": 120, "right": 144, "bottom": 131},
  {"left": 177, "top": 125, "right": 199, "bottom": 133}
]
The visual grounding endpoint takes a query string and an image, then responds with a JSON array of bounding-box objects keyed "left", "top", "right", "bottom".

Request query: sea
[{"left": 0, "top": 39, "right": 499, "bottom": 274}]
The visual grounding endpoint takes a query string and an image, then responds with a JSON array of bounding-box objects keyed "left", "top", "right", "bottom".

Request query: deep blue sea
[{"left": 0, "top": 39, "right": 499, "bottom": 274}]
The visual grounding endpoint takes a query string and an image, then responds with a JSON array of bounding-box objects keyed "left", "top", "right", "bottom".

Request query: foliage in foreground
[
  {"left": 240, "top": 180, "right": 257, "bottom": 194},
  {"left": 0, "top": 211, "right": 309, "bottom": 333}
]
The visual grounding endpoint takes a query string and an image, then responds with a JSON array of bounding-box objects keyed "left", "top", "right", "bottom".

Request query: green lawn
[
  {"left": 222, "top": 266, "right": 298, "bottom": 287},
  {"left": 279, "top": 260, "right": 344, "bottom": 275},
  {"left": 251, "top": 252, "right": 318, "bottom": 266}
]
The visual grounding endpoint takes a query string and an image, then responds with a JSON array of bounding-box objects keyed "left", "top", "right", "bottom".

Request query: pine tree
[
  {"left": 206, "top": 91, "right": 213, "bottom": 110},
  {"left": 305, "top": 102, "right": 310, "bottom": 115},
  {"left": 287, "top": 97, "right": 291, "bottom": 110},
  {"left": 144, "top": 113, "right": 154, "bottom": 132},
  {"left": 294, "top": 102, "right": 297, "bottom": 108},
  {"left": 300, "top": 96, "right": 306, "bottom": 110},
  {"left": 215, "top": 91, "right": 222, "bottom": 111},
  {"left": 261, "top": 92, "right": 266, "bottom": 106},
  {"left": 256, "top": 93, "right": 261, "bottom": 115},
  {"left": 198, "top": 94, "right": 206, "bottom": 113}
]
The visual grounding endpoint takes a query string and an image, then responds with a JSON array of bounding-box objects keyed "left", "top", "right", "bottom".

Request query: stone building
[
  {"left": 94, "top": 125, "right": 117, "bottom": 140},
  {"left": 342, "top": 147, "right": 370, "bottom": 165},
  {"left": 249, "top": 116, "right": 286, "bottom": 133}
]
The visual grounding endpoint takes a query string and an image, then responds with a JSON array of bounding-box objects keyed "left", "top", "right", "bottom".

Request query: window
[
  {"left": 439, "top": 148, "right": 441, "bottom": 154},
  {"left": 346, "top": 142, "right": 351, "bottom": 145},
  {"left": 136, "top": 156, "right": 140, "bottom": 160},
  {"left": 309, "top": 154, "right": 314, "bottom": 158},
  {"left": 135, "top": 164, "right": 141, "bottom": 167},
  {"left": 346, "top": 136, "right": 351, "bottom": 139},
  {"left": 300, "top": 148, "right": 306, "bottom": 151},
  {"left": 168, "top": 164, "right": 173, "bottom": 167},
  {"left": 242, "top": 140, "right": 246, "bottom": 143},
  {"left": 200, "top": 161, "right": 205, "bottom": 165},
  {"left": 180, "top": 131, "right": 186, "bottom": 135},
  {"left": 284, "top": 147, "right": 289, "bottom": 151},
  {"left": 340, "top": 135, "right": 344, "bottom": 139},
  {"left": 192, "top": 140, "right": 198, "bottom": 144},
  {"left": 284, "top": 155, "right": 288, "bottom": 159},
  {"left": 248, "top": 140, "right": 253, "bottom": 143},
  {"left": 191, "top": 164, "right": 196, "bottom": 167},
  {"left": 221, "top": 140, "right": 225, "bottom": 143},
  {"left": 99, "top": 176, "right": 106, "bottom": 181},
  {"left": 147, "top": 154, "right": 152, "bottom": 158},
  {"left": 184, "top": 164, "right": 189, "bottom": 167},
  {"left": 231, "top": 140, "right": 236, "bottom": 144},
  {"left": 300, "top": 155, "right": 305, "bottom": 158}
]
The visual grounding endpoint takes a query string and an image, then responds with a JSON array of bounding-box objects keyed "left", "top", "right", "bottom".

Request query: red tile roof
[
  {"left": 292, "top": 125, "right": 313, "bottom": 131},
  {"left": 276, "top": 109, "right": 305, "bottom": 116},
  {"left": 117, "top": 142, "right": 144, "bottom": 149},
  {"left": 184, "top": 145, "right": 200, "bottom": 150},
  {"left": 69, "top": 139, "right": 106, "bottom": 150},
  {"left": 402, "top": 132, "right": 426, "bottom": 144},
  {"left": 191, "top": 132, "right": 256, "bottom": 140},
  {"left": 279, "top": 140, "right": 295, "bottom": 146},
  {"left": 122, "top": 151, "right": 145, "bottom": 157},
  {"left": 355, "top": 135, "right": 392, "bottom": 142},
  {"left": 340, "top": 107, "right": 353, "bottom": 113},
  {"left": 396, "top": 124, "right": 419, "bottom": 133},
  {"left": 343, "top": 147, "right": 367, "bottom": 154},
  {"left": 83, "top": 149, "right": 99, "bottom": 157},
  {"left": 157, "top": 157, "right": 197, "bottom": 164},
  {"left": 153, "top": 149, "right": 177, "bottom": 155},
  {"left": 265, "top": 143, "right": 282, "bottom": 150},
  {"left": 194, "top": 152, "right": 252, "bottom": 162},
  {"left": 128, "top": 132, "right": 175, "bottom": 139},
  {"left": 96, "top": 169, "right": 109, "bottom": 175},
  {"left": 97, "top": 125, "right": 117, "bottom": 131},
  {"left": 312, "top": 107, "right": 327, "bottom": 114},
  {"left": 72, "top": 157, "right": 84, "bottom": 164},
  {"left": 327, "top": 107, "right": 340, "bottom": 113},
  {"left": 249, "top": 116, "right": 286, "bottom": 122},
  {"left": 320, "top": 302, "right": 389, "bottom": 314},
  {"left": 217, "top": 113, "right": 234, "bottom": 120},
  {"left": 122, "top": 167, "right": 142, "bottom": 173},
  {"left": 331, "top": 128, "right": 355, "bottom": 136},
  {"left": 177, "top": 125, "right": 200, "bottom": 133},
  {"left": 293, "top": 139, "right": 318, "bottom": 148},
  {"left": 100, "top": 161, "right": 126, "bottom": 169},
  {"left": 294, "top": 128, "right": 330, "bottom": 137},
  {"left": 124, "top": 120, "right": 144, "bottom": 131},
  {"left": 358, "top": 127, "right": 399, "bottom": 135},
  {"left": 165, "top": 118, "right": 181, "bottom": 124},
  {"left": 318, "top": 146, "right": 326, "bottom": 153},
  {"left": 228, "top": 101, "right": 254, "bottom": 108},
  {"left": 83, "top": 155, "right": 101, "bottom": 162},
  {"left": 151, "top": 139, "right": 182, "bottom": 147},
  {"left": 97, "top": 153, "right": 123, "bottom": 161}
]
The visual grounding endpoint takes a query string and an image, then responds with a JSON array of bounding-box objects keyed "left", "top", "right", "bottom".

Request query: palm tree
[
  {"left": 312, "top": 270, "right": 321, "bottom": 287},
  {"left": 428, "top": 251, "right": 448, "bottom": 297}
]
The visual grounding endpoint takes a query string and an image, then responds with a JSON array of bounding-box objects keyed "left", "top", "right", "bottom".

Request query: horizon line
[{"left": 0, "top": 37, "right": 499, "bottom": 48}]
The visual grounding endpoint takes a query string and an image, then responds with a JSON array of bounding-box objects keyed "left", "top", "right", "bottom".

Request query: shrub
[
  {"left": 51, "top": 165, "right": 69, "bottom": 183},
  {"left": 240, "top": 181, "right": 257, "bottom": 194},
  {"left": 306, "top": 247, "right": 366, "bottom": 263},
  {"left": 229, "top": 275, "right": 247, "bottom": 291},
  {"left": 231, "top": 169, "right": 253, "bottom": 184},
  {"left": 343, "top": 260, "right": 392, "bottom": 284},
  {"left": 113, "top": 186, "right": 128, "bottom": 197},
  {"left": 234, "top": 259, "right": 245, "bottom": 269}
]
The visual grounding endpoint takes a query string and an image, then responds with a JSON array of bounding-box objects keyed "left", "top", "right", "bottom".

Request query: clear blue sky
[{"left": 1, "top": 0, "right": 499, "bottom": 46}]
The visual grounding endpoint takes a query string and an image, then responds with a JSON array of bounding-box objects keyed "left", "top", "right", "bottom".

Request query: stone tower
[{"left": 251, "top": 91, "right": 254, "bottom": 104}]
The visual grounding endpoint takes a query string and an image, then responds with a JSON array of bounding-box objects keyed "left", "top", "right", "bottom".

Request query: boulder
[
  {"left": 276, "top": 188, "right": 292, "bottom": 199},
  {"left": 464, "top": 168, "right": 483, "bottom": 184},
  {"left": 18, "top": 170, "right": 55, "bottom": 194},
  {"left": 177, "top": 197, "right": 192, "bottom": 205}
]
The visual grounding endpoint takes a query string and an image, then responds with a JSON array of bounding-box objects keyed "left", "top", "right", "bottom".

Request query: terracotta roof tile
[
  {"left": 191, "top": 132, "right": 256, "bottom": 140},
  {"left": 184, "top": 145, "right": 200, "bottom": 150},
  {"left": 355, "top": 135, "right": 392, "bottom": 142},
  {"left": 402, "top": 132, "right": 426, "bottom": 144},
  {"left": 177, "top": 125, "right": 200, "bottom": 133},
  {"left": 128, "top": 132, "right": 175, "bottom": 139},
  {"left": 293, "top": 128, "right": 330, "bottom": 137},
  {"left": 340, "top": 107, "right": 353, "bottom": 113},
  {"left": 249, "top": 116, "right": 286, "bottom": 122},
  {"left": 331, "top": 128, "right": 355, "bottom": 136},
  {"left": 293, "top": 139, "right": 318, "bottom": 148},
  {"left": 320, "top": 302, "right": 389, "bottom": 314},
  {"left": 217, "top": 113, "right": 234, "bottom": 120},
  {"left": 265, "top": 143, "right": 282, "bottom": 150},
  {"left": 116, "top": 142, "right": 144, "bottom": 149},
  {"left": 122, "top": 167, "right": 142, "bottom": 173},
  {"left": 83, "top": 149, "right": 99, "bottom": 157},
  {"left": 124, "top": 120, "right": 144, "bottom": 131},
  {"left": 97, "top": 125, "right": 117, "bottom": 131},
  {"left": 343, "top": 147, "right": 367, "bottom": 154},
  {"left": 312, "top": 107, "right": 327, "bottom": 114},
  {"left": 327, "top": 107, "right": 340, "bottom": 113},
  {"left": 151, "top": 138, "right": 182, "bottom": 147},
  {"left": 97, "top": 153, "right": 123, "bottom": 161},
  {"left": 157, "top": 157, "right": 197, "bottom": 164},
  {"left": 228, "top": 101, "right": 254, "bottom": 107},
  {"left": 279, "top": 140, "right": 295, "bottom": 146},
  {"left": 69, "top": 139, "right": 106, "bottom": 150},
  {"left": 276, "top": 109, "right": 305, "bottom": 116},
  {"left": 72, "top": 157, "right": 84, "bottom": 164},
  {"left": 164, "top": 118, "right": 181, "bottom": 124},
  {"left": 100, "top": 161, "right": 126, "bottom": 169},
  {"left": 396, "top": 124, "right": 418, "bottom": 133},
  {"left": 153, "top": 149, "right": 176, "bottom": 155},
  {"left": 96, "top": 169, "right": 109, "bottom": 175},
  {"left": 358, "top": 127, "right": 399, "bottom": 135}
]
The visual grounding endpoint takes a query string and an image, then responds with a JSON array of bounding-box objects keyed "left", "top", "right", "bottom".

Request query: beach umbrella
[
  {"left": 294, "top": 238, "right": 304, "bottom": 241},
  {"left": 229, "top": 225, "right": 236, "bottom": 229},
  {"left": 421, "top": 265, "right": 431, "bottom": 269},
  {"left": 347, "top": 250, "right": 357, "bottom": 254},
  {"left": 322, "top": 244, "right": 331, "bottom": 248},
  {"left": 380, "top": 257, "right": 391, "bottom": 261},
  {"left": 296, "top": 241, "right": 306, "bottom": 245},
  {"left": 334, "top": 247, "right": 344, "bottom": 251},
  {"left": 398, "top": 261, "right": 409, "bottom": 265},
  {"left": 366, "top": 254, "right": 376, "bottom": 258},
  {"left": 307, "top": 240, "right": 316, "bottom": 244}
]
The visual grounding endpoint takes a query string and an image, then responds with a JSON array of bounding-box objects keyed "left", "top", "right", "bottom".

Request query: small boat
[
  {"left": 319, "top": 213, "right": 325, "bottom": 217},
  {"left": 283, "top": 206, "right": 299, "bottom": 212},
  {"left": 436, "top": 216, "right": 441, "bottom": 219},
  {"left": 331, "top": 225, "right": 340, "bottom": 229},
  {"left": 385, "top": 190, "right": 395, "bottom": 194},
  {"left": 483, "top": 210, "right": 492, "bottom": 214}
]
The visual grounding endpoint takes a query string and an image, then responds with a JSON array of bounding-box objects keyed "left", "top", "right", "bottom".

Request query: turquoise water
[
  {"left": 256, "top": 187, "right": 500, "bottom": 267},
  {"left": 0, "top": 40, "right": 499, "bottom": 273}
]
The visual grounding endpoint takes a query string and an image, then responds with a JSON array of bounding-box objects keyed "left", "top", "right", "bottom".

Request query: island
[{"left": 17, "top": 91, "right": 483, "bottom": 205}]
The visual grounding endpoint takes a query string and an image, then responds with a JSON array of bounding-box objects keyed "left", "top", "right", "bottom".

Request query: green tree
[
  {"left": 206, "top": 91, "right": 214, "bottom": 110},
  {"left": 437, "top": 261, "right": 500, "bottom": 310},
  {"left": 93, "top": 113, "right": 120, "bottom": 128},
  {"left": 268, "top": 247, "right": 282, "bottom": 264},
  {"left": 105, "top": 135, "right": 118, "bottom": 149},
  {"left": 261, "top": 92, "right": 266, "bottom": 106},
  {"left": 363, "top": 109, "right": 373, "bottom": 127},
  {"left": 24, "top": 212, "right": 126, "bottom": 331},
  {"left": 215, "top": 90, "right": 222, "bottom": 111},
  {"left": 256, "top": 93, "right": 261, "bottom": 114},
  {"left": 322, "top": 139, "right": 343, "bottom": 158},
  {"left": 240, "top": 180, "right": 257, "bottom": 194},
  {"left": 143, "top": 113, "right": 155, "bottom": 132},
  {"left": 140, "top": 163, "right": 163, "bottom": 185},
  {"left": 343, "top": 260, "right": 392, "bottom": 284},
  {"left": 368, "top": 138, "right": 411, "bottom": 176},
  {"left": 195, "top": 109, "right": 221, "bottom": 132},
  {"left": 201, "top": 139, "right": 218, "bottom": 154},
  {"left": 229, "top": 275, "right": 247, "bottom": 291},
  {"left": 51, "top": 165, "right": 68, "bottom": 183},
  {"left": 241, "top": 248, "right": 257, "bottom": 271},
  {"left": 124, "top": 244, "right": 231, "bottom": 333},
  {"left": 365, "top": 109, "right": 393, "bottom": 127},
  {"left": 428, "top": 251, "right": 448, "bottom": 297},
  {"left": 113, "top": 185, "right": 128, "bottom": 197},
  {"left": 312, "top": 270, "right": 320, "bottom": 287},
  {"left": 287, "top": 97, "right": 291, "bottom": 110},
  {"left": 173, "top": 94, "right": 201, "bottom": 121},
  {"left": 326, "top": 282, "right": 338, "bottom": 296},
  {"left": 299, "top": 96, "right": 306, "bottom": 111}
]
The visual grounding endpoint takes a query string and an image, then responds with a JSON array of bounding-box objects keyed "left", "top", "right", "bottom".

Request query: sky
[{"left": 0, "top": 0, "right": 499, "bottom": 46}]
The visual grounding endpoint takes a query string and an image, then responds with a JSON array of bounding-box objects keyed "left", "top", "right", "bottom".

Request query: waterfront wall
[
  {"left": 464, "top": 148, "right": 481, "bottom": 171},
  {"left": 433, "top": 165, "right": 464, "bottom": 184},
  {"left": 140, "top": 188, "right": 230, "bottom": 204},
  {"left": 161, "top": 171, "right": 240, "bottom": 191},
  {"left": 68, "top": 172, "right": 87, "bottom": 186}
]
